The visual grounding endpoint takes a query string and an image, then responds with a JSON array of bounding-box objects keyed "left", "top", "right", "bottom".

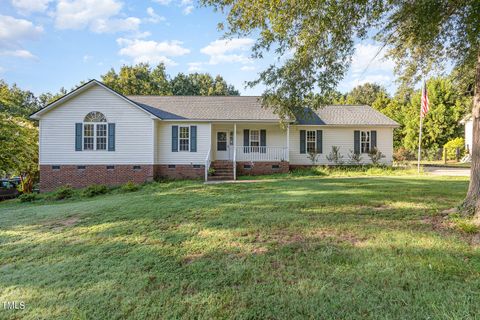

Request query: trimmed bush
[
  {"left": 54, "top": 185, "right": 74, "bottom": 200},
  {"left": 443, "top": 138, "right": 465, "bottom": 160},
  {"left": 83, "top": 184, "right": 108, "bottom": 197},
  {"left": 393, "top": 147, "right": 415, "bottom": 164},
  {"left": 121, "top": 181, "right": 140, "bottom": 193},
  {"left": 19, "top": 193, "right": 37, "bottom": 202}
]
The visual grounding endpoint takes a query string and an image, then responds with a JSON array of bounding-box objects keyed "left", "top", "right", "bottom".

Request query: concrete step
[{"left": 207, "top": 175, "right": 234, "bottom": 181}]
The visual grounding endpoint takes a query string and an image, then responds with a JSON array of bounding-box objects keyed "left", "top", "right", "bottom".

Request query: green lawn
[{"left": 0, "top": 174, "right": 479, "bottom": 319}]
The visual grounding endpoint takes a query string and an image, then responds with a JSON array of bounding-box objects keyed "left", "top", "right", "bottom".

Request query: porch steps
[{"left": 208, "top": 161, "right": 234, "bottom": 181}]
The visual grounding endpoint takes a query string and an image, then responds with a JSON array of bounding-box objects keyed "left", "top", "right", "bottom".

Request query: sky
[{"left": 0, "top": 0, "right": 397, "bottom": 97}]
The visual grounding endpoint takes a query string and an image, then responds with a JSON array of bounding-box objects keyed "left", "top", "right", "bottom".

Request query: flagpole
[
  {"left": 417, "top": 113, "right": 423, "bottom": 173},
  {"left": 417, "top": 78, "right": 424, "bottom": 173}
]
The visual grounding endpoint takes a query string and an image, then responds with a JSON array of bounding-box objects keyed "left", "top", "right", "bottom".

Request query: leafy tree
[
  {"left": 38, "top": 87, "right": 67, "bottom": 106},
  {"left": 171, "top": 72, "right": 239, "bottom": 96},
  {"left": 0, "top": 80, "right": 39, "bottom": 118},
  {"left": 401, "top": 78, "right": 468, "bottom": 152},
  {"left": 203, "top": 0, "right": 480, "bottom": 217},
  {"left": 102, "top": 63, "right": 239, "bottom": 96},
  {"left": 346, "top": 83, "right": 388, "bottom": 106},
  {"left": 0, "top": 113, "right": 38, "bottom": 192},
  {"left": 101, "top": 63, "right": 172, "bottom": 95}
]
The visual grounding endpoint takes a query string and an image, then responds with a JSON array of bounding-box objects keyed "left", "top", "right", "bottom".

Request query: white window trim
[
  {"left": 178, "top": 125, "right": 190, "bottom": 152},
  {"left": 306, "top": 130, "right": 316, "bottom": 153},
  {"left": 360, "top": 130, "right": 371, "bottom": 154},
  {"left": 250, "top": 130, "right": 260, "bottom": 147},
  {"left": 83, "top": 123, "right": 108, "bottom": 151}
]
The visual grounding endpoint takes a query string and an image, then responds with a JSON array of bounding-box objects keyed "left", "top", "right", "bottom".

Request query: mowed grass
[{"left": 0, "top": 174, "right": 479, "bottom": 319}]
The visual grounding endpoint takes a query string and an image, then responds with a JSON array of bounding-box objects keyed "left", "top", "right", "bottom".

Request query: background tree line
[
  {"left": 0, "top": 62, "right": 473, "bottom": 191},
  {"left": 0, "top": 63, "right": 240, "bottom": 191}
]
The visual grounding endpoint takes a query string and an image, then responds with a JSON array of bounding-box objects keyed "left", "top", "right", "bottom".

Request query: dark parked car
[{"left": 0, "top": 179, "right": 20, "bottom": 200}]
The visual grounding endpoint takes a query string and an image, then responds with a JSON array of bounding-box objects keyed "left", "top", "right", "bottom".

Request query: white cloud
[
  {"left": 350, "top": 74, "right": 392, "bottom": 87},
  {"left": 0, "top": 15, "right": 42, "bottom": 59},
  {"left": 117, "top": 38, "right": 190, "bottom": 66},
  {"left": 351, "top": 43, "right": 395, "bottom": 75},
  {"left": 240, "top": 66, "right": 255, "bottom": 71},
  {"left": 11, "top": 0, "right": 52, "bottom": 13},
  {"left": 187, "top": 62, "right": 203, "bottom": 72},
  {"left": 0, "top": 49, "right": 36, "bottom": 59},
  {"left": 153, "top": 0, "right": 172, "bottom": 4},
  {"left": 182, "top": 5, "right": 194, "bottom": 15},
  {"left": 0, "top": 15, "right": 43, "bottom": 42},
  {"left": 83, "top": 54, "right": 92, "bottom": 62},
  {"left": 55, "top": 0, "right": 140, "bottom": 33},
  {"left": 0, "top": 66, "right": 5, "bottom": 73},
  {"left": 200, "top": 38, "right": 254, "bottom": 65},
  {"left": 146, "top": 7, "right": 165, "bottom": 23}
]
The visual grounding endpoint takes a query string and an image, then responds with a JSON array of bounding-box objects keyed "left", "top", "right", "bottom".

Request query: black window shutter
[
  {"left": 190, "top": 125, "right": 197, "bottom": 152},
  {"left": 354, "top": 130, "right": 360, "bottom": 154},
  {"left": 108, "top": 123, "right": 115, "bottom": 151},
  {"left": 260, "top": 129, "right": 266, "bottom": 153},
  {"left": 300, "top": 130, "right": 306, "bottom": 154},
  {"left": 371, "top": 130, "right": 377, "bottom": 150},
  {"left": 172, "top": 125, "right": 178, "bottom": 152},
  {"left": 243, "top": 129, "right": 250, "bottom": 153},
  {"left": 75, "top": 123, "right": 82, "bottom": 151},
  {"left": 316, "top": 130, "right": 323, "bottom": 154}
]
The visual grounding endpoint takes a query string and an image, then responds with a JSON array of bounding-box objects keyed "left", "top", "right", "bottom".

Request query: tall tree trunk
[{"left": 462, "top": 49, "right": 480, "bottom": 222}]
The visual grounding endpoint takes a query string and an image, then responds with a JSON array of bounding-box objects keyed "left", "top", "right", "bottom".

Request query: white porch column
[
  {"left": 233, "top": 123, "right": 237, "bottom": 180},
  {"left": 286, "top": 124, "right": 290, "bottom": 162}
]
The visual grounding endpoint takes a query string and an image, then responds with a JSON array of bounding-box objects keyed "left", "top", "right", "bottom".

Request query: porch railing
[
  {"left": 205, "top": 147, "right": 211, "bottom": 182},
  {"left": 235, "top": 146, "right": 288, "bottom": 162}
]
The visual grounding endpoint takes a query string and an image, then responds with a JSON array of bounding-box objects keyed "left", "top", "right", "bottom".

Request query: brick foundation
[
  {"left": 236, "top": 161, "right": 289, "bottom": 176},
  {"left": 154, "top": 164, "right": 205, "bottom": 180},
  {"left": 39, "top": 165, "right": 154, "bottom": 192}
]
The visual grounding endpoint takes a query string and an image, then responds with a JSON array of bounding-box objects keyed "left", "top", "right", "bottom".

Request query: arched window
[
  {"left": 84, "top": 111, "right": 107, "bottom": 123},
  {"left": 83, "top": 112, "right": 108, "bottom": 150}
]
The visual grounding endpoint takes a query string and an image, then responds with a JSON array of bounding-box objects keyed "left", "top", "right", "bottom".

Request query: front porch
[{"left": 205, "top": 123, "right": 290, "bottom": 181}]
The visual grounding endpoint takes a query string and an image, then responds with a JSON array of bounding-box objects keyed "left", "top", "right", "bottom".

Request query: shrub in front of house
[
  {"left": 368, "top": 147, "right": 386, "bottom": 165},
  {"left": 19, "top": 193, "right": 37, "bottom": 202},
  {"left": 83, "top": 184, "right": 109, "bottom": 197},
  {"left": 393, "top": 147, "right": 415, "bottom": 164},
  {"left": 347, "top": 149, "right": 363, "bottom": 165},
  {"left": 54, "top": 185, "right": 74, "bottom": 200},
  {"left": 121, "top": 181, "right": 140, "bottom": 193},
  {"left": 326, "top": 146, "right": 344, "bottom": 165}
]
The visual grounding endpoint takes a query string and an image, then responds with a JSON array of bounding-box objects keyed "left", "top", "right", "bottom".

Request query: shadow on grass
[{"left": 0, "top": 176, "right": 476, "bottom": 319}]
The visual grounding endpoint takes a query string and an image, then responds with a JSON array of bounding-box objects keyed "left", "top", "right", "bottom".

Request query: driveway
[{"left": 424, "top": 166, "right": 470, "bottom": 177}]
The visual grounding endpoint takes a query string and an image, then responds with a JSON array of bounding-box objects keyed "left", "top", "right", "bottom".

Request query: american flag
[{"left": 421, "top": 81, "right": 429, "bottom": 117}]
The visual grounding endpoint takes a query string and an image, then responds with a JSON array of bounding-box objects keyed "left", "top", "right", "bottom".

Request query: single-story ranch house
[{"left": 30, "top": 80, "right": 399, "bottom": 191}]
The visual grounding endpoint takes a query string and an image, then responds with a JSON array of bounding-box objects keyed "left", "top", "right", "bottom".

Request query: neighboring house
[
  {"left": 30, "top": 80, "right": 399, "bottom": 191},
  {"left": 460, "top": 115, "right": 473, "bottom": 153}
]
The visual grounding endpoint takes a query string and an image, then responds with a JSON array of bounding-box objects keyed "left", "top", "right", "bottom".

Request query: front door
[{"left": 216, "top": 131, "right": 232, "bottom": 160}]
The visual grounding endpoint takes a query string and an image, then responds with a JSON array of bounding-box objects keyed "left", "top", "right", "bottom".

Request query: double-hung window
[
  {"left": 83, "top": 111, "right": 108, "bottom": 151},
  {"left": 306, "top": 130, "right": 316, "bottom": 153},
  {"left": 250, "top": 130, "right": 260, "bottom": 152},
  {"left": 179, "top": 126, "right": 190, "bottom": 151},
  {"left": 361, "top": 131, "right": 370, "bottom": 153}
]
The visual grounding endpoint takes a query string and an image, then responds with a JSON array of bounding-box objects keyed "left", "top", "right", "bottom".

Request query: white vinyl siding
[
  {"left": 156, "top": 122, "right": 211, "bottom": 164},
  {"left": 289, "top": 126, "right": 394, "bottom": 165},
  {"left": 39, "top": 85, "right": 154, "bottom": 164}
]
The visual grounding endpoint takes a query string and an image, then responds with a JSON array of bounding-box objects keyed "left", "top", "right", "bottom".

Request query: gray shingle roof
[
  {"left": 295, "top": 105, "right": 399, "bottom": 126},
  {"left": 128, "top": 96, "right": 279, "bottom": 121},
  {"left": 127, "top": 95, "right": 398, "bottom": 126}
]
